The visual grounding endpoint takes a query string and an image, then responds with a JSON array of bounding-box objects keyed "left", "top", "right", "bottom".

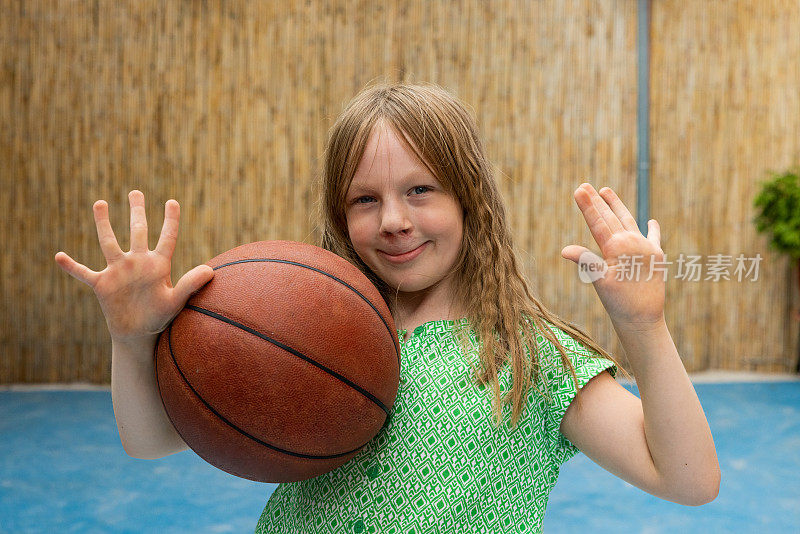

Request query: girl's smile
[
  {"left": 378, "top": 241, "right": 429, "bottom": 263},
  {"left": 344, "top": 121, "right": 464, "bottom": 299}
]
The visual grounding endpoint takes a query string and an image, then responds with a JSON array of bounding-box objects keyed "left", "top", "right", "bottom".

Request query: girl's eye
[{"left": 350, "top": 187, "right": 430, "bottom": 205}]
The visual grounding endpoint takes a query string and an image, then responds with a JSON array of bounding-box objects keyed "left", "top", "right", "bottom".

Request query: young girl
[{"left": 55, "top": 82, "right": 719, "bottom": 532}]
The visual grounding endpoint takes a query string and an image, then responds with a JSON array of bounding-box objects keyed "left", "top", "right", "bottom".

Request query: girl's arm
[
  {"left": 55, "top": 191, "right": 214, "bottom": 459},
  {"left": 618, "top": 318, "right": 719, "bottom": 502},
  {"left": 111, "top": 336, "right": 189, "bottom": 459},
  {"left": 559, "top": 183, "right": 720, "bottom": 505},
  {"left": 559, "top": 318, "right": 720, "bottom": 506}
]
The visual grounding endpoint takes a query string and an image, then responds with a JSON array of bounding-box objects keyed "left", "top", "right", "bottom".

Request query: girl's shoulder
[
  {"left": 528, "top": 319, "right": 617, "bottom": 377},
  {"left": 520, "top": 316, "right": 584, "bottom": 353}
]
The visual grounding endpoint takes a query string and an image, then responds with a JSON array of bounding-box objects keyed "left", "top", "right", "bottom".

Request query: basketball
[{"left": 154, "top": 240, "right": 400, "bottom": 483}]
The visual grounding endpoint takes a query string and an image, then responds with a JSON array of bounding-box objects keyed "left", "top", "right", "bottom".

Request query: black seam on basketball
[
  {"left": 164, "top": 320, "right": 372, "bottom": 461},
  {"left": 155, "top": 328, "right": 186, "bottom": 443},
  {"left": 210, "top": 258, "right": 400, "bottom": 369},
  {"left": 185, "top": 304, "right": 390, "bottom": 418}
]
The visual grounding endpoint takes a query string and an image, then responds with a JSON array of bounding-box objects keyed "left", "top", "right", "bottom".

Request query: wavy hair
[{"left": 318, "top": 81, "right": 630, "bottom": 429}]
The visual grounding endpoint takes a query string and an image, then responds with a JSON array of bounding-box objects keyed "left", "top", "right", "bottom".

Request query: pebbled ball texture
[{"left": 155, "top": 240, "right": 400, "bottom": 482}]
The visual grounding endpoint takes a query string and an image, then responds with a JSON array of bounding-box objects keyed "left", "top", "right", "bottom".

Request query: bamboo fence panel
[
  {"left": 0, "top": 0, "right": 797, "bottom": 383},
  {"left": 651, "top": 0, "right": 800, "bottom": 373}
]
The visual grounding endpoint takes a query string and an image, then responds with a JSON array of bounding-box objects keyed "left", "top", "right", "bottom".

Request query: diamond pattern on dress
[{"left": 256, "top": 319, "right": 616, "bottom": 533}]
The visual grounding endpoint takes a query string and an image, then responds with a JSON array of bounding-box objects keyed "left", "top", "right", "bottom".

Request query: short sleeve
[{"left": 536, "top": 325, "right": 617, "bottom": 465}]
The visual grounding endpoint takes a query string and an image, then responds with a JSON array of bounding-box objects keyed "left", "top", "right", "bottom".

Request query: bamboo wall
[
  {"left": 1, "top": 0, "right": 798, "bottom": 383},
  {"left": 650, "top": 1, "right": 800, "bottom": 372}
]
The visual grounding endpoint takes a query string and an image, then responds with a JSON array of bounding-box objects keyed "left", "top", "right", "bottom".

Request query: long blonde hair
[{"left": 318, "top": 81, "right": 630, "bottom": 428}]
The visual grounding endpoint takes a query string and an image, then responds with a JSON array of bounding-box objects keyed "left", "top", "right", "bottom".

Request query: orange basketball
[{"left": 155, "top": 240, "right": 400, "bottom": 482}]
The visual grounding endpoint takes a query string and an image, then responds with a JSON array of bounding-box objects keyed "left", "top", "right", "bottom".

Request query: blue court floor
[{"left": 1, "top": 379, "right": 799, "bottom": 533}]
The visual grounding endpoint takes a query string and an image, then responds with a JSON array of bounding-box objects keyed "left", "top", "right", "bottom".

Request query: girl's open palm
[
  {"left": 55, "top": 190, "right": 214, "bottom": 345},
  {"left": 561, "top": 183, "right": 665, "bottom": 327}
]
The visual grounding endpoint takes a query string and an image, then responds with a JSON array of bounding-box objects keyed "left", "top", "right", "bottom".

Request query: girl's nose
[{"left": 379, "top": 199, "right": 412, "bottom": 236}]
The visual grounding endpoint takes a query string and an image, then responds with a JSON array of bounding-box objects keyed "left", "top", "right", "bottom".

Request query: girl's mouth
[{"left": 378, "top": 242, "right": 429, "bottom": 264}]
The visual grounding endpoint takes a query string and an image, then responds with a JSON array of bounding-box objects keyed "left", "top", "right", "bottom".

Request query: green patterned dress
[{"left": 255, "top": 318, "right": 616, "bottom": 533}]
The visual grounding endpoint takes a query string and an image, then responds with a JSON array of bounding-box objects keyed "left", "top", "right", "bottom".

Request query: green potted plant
[{"left": 753, "top": 166, "right": 800, "bottom": 372}]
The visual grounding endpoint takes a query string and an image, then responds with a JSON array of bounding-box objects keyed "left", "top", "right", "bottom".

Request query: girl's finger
[
  {"left": 584, "top": 183, "right": 624, "bottom": 234},
  {"left": 574, "top": 184, "right": 613, "bottom": 247},
  {"left": 647, "top": 219, "right": 661, "bottom": 248},
  {"left": 560, "top": 244, "right": 589, "bottom": 264},
  {"left": 54, "top": 251, "right": 100, "bottom": 288},
  {"left": 174, "top": 263, "right": 215, "bottom": 304},
  {"left": 93, "top": 200, "right": 124, "bottom": 263},
  {"left": 155, "top": 199, "right": 180, "bottom": 258},
  {"left": 129, "top": 190, "right": 149, "bottom": 252},
  {"left": 598, "top": 187, "right": 639, "bottom": 233}
]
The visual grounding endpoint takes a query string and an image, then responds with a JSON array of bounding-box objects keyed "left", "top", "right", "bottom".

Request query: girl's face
[{"left": 344, "top": 123, "right": 464, "bottom": 298}]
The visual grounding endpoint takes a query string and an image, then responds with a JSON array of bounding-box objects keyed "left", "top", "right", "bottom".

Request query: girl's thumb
[
  {"left": 174, "top": 264, "right": 215, "bottom": 303},
  {"left": 561, "top": 245, "right": 590, "bottom": 264}
]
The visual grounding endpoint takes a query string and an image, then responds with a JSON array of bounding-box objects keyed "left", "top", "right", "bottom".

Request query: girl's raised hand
[
  {"left": 55, "top": 190, "right": 215, "bottom": 347},
  {"left": 560, "top": 183, "right": 665, "bottom": 327}
]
